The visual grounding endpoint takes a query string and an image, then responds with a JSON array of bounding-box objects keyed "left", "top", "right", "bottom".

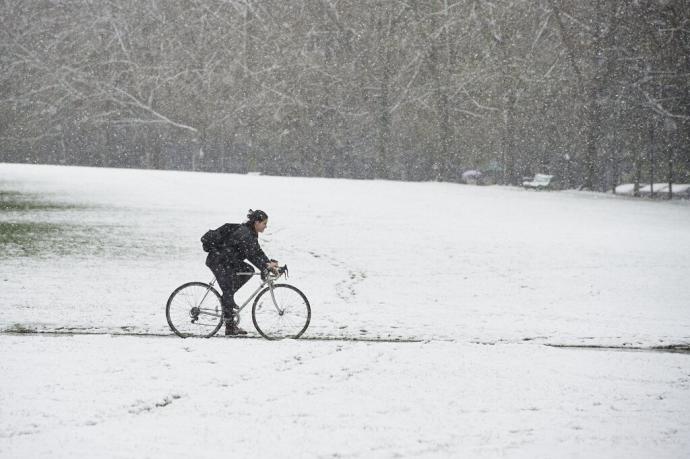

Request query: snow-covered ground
[{"left": 1, "top": 163, "right": 689, "bottom": 458}]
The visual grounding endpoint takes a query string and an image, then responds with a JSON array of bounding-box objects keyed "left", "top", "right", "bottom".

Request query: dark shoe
[{"left": 225, "top": 322, "right": 248, "bottom": 336}]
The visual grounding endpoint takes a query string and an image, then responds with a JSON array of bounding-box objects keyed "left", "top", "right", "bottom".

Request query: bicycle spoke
[
  {"left": 166, "top": 282, "right": 224, "bottom": 338},
  {"left": 252, "top": 284, "right": 310, "bottom": 340}
]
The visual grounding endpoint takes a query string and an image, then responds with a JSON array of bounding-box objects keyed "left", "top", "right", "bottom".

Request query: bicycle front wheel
[
  {"left": 166, "top": 282, "right": 224, "bottom": 338},
  {"left": 252, "top": 284, "right": 311, "bottom": 340}
]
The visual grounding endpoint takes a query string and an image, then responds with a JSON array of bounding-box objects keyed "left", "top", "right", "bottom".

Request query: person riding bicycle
[{"left": 205, "top": 209, "right": 279, "bottom": 336}]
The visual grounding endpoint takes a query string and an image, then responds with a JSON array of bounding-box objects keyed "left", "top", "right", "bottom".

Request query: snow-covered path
[
  {"left": 1, "top": 163, "right": 689, "bottom": 457},
  {"left": 2, "top": 334, "right": 689, "bottom": 458}
]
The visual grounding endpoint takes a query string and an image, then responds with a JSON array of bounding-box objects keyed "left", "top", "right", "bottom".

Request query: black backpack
[{"left": 201, "top": 223, "right": 240, "bottom": 252}]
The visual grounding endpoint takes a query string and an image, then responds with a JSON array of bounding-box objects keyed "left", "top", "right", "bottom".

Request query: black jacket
[{"left": 207, "top": 222, "right": 269, "bottom": 270}]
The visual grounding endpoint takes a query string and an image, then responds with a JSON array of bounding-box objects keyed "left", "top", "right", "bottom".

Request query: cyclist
[{"left": 205, "top": 209, "right": 279, "bottom": 335}]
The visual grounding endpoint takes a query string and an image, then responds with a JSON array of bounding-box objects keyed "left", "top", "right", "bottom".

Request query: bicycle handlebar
[
  {"left": 236, "top": 264, "right": 288, "bottom": 279},
  {"left": 269, "top": 265, "right": 288, "bottom": 278}
]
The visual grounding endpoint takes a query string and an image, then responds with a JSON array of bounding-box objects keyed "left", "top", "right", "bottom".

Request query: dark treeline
[{"left": 1, "top": 0, "right": 689, "bottom": 190}]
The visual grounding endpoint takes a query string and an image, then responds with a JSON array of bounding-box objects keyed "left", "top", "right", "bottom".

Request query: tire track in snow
[
  {"left": 0, "top": 329, "right": 424, "bottom": 343},
  {"left": 3, "top": 330, "right": 690, "bottom": 353}
]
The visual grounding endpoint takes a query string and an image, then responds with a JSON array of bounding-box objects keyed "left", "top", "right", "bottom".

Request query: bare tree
[{"left": 2, "top": 0, "right": 688, "bottom": 186}]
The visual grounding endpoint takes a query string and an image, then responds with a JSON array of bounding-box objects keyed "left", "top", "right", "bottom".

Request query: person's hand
[{"left": 267, "top": 260, "right": 279, "bottom": 273}]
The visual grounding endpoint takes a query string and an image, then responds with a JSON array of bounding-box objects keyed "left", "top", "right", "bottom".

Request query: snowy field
[{"left": 1, "top": 162, "right": 689, "bottom": 458}]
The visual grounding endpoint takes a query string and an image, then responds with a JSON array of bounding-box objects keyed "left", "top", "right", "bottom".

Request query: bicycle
[{"left": 165, "top": 265, "right": 311, "bottom": 340}]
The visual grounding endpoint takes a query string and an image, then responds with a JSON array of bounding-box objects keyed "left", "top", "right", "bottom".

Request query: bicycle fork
[{"left": 267, "top": 282, "right": 285, "bottom": 316}]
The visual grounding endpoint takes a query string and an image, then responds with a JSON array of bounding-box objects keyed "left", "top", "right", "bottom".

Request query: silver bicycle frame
[{"left": 199, "top": 271, "right": 284, "bottom": 318}]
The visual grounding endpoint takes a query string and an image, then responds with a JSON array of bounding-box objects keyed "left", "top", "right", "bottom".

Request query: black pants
[{"left": 206, "top": 255, "right": 254, "bottom": 320}]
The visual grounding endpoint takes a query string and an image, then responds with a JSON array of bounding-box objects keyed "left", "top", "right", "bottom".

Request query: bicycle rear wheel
[
  {"left": 166, "top": 282, "right": 223, "bottom": 338},
  {"left": 252, "top": 284, "right": 311, "bottom": 340}
]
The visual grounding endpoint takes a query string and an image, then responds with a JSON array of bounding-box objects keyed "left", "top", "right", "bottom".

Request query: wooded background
[{"left": 2, "top": 0, "right": 688, "bottom": 190}]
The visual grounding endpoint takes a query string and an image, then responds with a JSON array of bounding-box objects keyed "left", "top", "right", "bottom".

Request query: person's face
[{"left": 254, "top": 218, "right": 268, "bottom": 233}]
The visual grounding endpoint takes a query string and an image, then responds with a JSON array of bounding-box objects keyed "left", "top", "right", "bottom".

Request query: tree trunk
[
  {"left": 583, "top": 83, "right": 600, "bottom": 190},
  {"left": 375, "top": 16, "right": 392, "bottom": 180}
]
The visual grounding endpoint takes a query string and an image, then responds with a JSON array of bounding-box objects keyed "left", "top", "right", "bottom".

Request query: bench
[{"left": 522, "top": 174, "right": 554, "bottom": 190}]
